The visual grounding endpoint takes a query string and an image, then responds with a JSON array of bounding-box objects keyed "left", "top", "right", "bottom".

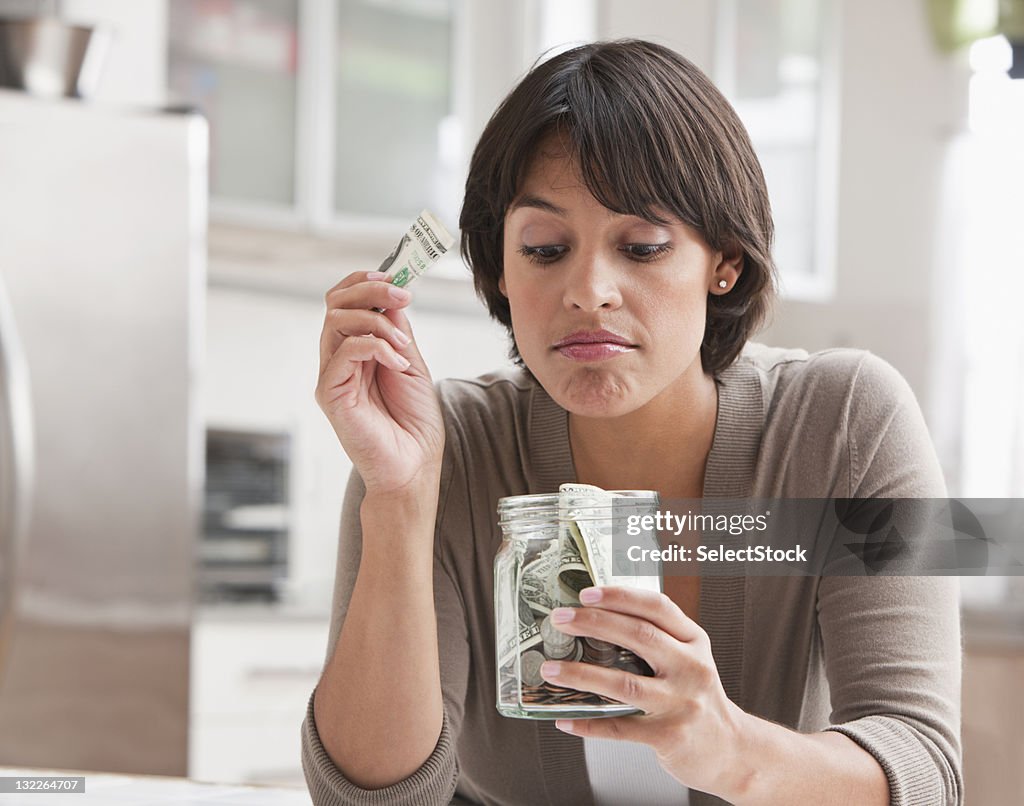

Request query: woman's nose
[{"left": 562, "top": 251, "right": 623, "bottom": 311}]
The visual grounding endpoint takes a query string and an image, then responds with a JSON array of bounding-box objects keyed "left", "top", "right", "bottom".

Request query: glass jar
[{"left": 494, "top": 488, "right": 662, "bottom": 719}]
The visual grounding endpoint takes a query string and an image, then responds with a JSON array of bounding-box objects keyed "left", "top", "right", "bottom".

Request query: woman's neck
[{"left": 568, "top": 370, "right": 719, "bottom": 499}]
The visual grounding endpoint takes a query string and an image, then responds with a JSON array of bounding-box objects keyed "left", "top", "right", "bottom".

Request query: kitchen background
[{"left": 0, "top": 0, "right": 1022, "bottom": 803}]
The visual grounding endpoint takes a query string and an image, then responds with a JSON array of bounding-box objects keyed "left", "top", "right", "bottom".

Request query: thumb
[{"left": 554, "top": 715, "right": 650, "bottom": 744}]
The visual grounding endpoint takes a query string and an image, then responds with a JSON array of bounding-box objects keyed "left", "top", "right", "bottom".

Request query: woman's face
[{"left": 500, "top": 144, "right": 742, "bottom": 418}]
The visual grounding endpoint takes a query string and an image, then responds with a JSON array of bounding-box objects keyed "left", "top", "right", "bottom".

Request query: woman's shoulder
[
  {"left": 736, "top": 343, "right": 940, "bottom": 495},
  {"left": 435, "top": 366, "right": 537, "bottom": 424},
  {"left": 735, "top": 342, "right": 915, "bottom": 415}
]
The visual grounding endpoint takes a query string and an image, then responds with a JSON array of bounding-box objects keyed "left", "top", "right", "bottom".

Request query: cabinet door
[
  {"left": 189, "top": 616, "right": 328, "bottom": 785},
  {"left": 169, "top": 0, "right": 300, "bottom": 208}
]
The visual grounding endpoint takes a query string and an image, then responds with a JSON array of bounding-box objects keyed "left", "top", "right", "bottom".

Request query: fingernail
[
  {"left": 388, "top": 285, "right": 411, "bottom": 302},
  {"left": 551, "top": 608, "right": 575, "bottom": 624},
  {"left": 393, "top": 354, "right": 411, "bottom": 370},
  {"left": 579, "top": 587, "right": 602, "bottom": 604},
  {"left": 540, "top": 661, "right": 561, "bottom": 678},
  {"left": 367, "top": 271, "right": 388, "bottom": 280},
  {"left": 394, "top": 329, "right": 411, "bottom": 346},
  {"left": 555, "top": 719, "right": 576, "bottom": 733}
]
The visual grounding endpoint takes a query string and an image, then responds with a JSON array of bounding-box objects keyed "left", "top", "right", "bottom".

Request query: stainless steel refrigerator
[{"left": 0, "top": 89, "right": 205, "bottom": 775}]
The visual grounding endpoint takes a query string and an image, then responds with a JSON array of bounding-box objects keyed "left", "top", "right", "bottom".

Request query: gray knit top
[{"left": 301, "top": 343, "right": 963, "bottom": 805}]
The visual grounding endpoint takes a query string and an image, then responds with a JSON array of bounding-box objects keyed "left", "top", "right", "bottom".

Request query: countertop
[{"left": 0, "top": 768, "right": 313, "bottom": 805}]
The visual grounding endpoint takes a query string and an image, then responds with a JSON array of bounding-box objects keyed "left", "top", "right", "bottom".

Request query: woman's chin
[{"left": 543, "top": 367, "right": 644, "bottom": 418}]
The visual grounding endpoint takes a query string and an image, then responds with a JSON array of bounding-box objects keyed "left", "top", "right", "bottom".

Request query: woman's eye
[
  {"left": 518, "top": 244, "right": 568, "bottom": 264},
  {"left": 622, "top": 243, "right": 672, "bottom": 262}
]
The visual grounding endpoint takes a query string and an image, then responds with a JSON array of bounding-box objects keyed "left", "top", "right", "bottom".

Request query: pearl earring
[{"left": 718, "top": 280, "right": 728, "bottom": 289}]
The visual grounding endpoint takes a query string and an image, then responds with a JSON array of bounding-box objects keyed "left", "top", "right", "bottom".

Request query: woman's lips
[
  {"left": 552, "top": 329, "right": 637, "bottom": 362},
  {"left": 555, "top": 342, "right": 636, "bottom": 361}
]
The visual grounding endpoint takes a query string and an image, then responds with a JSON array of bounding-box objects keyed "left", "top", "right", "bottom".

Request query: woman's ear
[
  {"left": 711, "top": 243, "right": 744, "bottom": 294},
  {"left": 498, "top": 274, "right": 508, "bottom": 298}
]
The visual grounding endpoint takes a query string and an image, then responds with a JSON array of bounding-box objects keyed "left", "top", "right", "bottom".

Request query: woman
[{"left": 302, "top": 40, "right": 962, "bottom": 805}]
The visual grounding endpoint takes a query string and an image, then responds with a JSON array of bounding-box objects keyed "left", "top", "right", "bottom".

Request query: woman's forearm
[
  {"left": 312, "top": 480, "right": 444, "bottom": 790},
  {"left": 724, "top": 712, "right": 889, "bottom": 805}
]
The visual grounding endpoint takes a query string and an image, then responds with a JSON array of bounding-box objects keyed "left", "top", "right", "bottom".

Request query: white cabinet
[{"left": 189, "top": 610, "right": 329, "bottom": 787}]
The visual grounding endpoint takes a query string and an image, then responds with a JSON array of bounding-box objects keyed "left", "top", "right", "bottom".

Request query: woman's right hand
[{"left": 315, "top": 270, "right": 445, "bottom": 496}]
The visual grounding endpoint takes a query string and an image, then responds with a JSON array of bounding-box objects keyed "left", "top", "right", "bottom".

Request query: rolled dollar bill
[
  {"left": 559, "top": 482, "right": 662, "bottom": 595},
  {"left": 559, "top": 483, "right": 614, "bottom": 586},
  {"left": 372, "top": 209, "right": 455, "bottom": 312}
]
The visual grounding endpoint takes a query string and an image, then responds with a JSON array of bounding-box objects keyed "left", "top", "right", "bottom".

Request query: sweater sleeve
[
  {"left": 818, "top": 353, "right": 964, "bottom": 806},
  {"left": 300, "top": 453, "right": 471, "bottom": 805}
]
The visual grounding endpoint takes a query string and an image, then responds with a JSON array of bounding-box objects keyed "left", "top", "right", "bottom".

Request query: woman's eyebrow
[{"left": 508, "top": 194, "right": 568, "bottom": 216}]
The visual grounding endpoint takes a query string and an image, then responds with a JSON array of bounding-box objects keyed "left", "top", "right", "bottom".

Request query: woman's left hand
[{"left": 541, "top": 585, "right": 750, "bottom": 799}]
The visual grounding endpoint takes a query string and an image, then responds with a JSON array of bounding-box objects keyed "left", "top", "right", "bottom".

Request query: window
[
  {"left": 714, "top": 0, "right": 839, "bottom": 299},
  {"left": 959, "top": 35, "right": 1024, "bottom": 498},
  {"left": 168, "top": 0, "right": 460, "bottom": 232},
  {"left": 169, "top": 0, "right": 301, "bottom": 208},
  {"left": 332, "top": 0, "right": 455, "bottom": 219}
]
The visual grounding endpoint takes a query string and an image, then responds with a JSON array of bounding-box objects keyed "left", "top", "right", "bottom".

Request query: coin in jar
[
  {"left": 519, "top": 649, "right": 546, "bottom": 687},
  {"left": 540, "top": 614, "right": 576, "bottom": 657},
  {"left": 582, "top": 636, "right": 619, "bottom": 666}
]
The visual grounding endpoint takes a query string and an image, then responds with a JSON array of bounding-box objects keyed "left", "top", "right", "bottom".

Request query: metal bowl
[{"left": 0, "top": 16, "right": 109, "bottom": 98}]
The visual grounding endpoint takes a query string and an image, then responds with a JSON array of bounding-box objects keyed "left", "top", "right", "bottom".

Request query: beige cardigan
[{"left": 301, "top": 343, "right": 963, "bottom": 805}]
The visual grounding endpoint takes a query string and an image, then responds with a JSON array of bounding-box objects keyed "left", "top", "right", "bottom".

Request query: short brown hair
[{"left": 459, "top": 39, "right": 776, "bottom": 376}]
